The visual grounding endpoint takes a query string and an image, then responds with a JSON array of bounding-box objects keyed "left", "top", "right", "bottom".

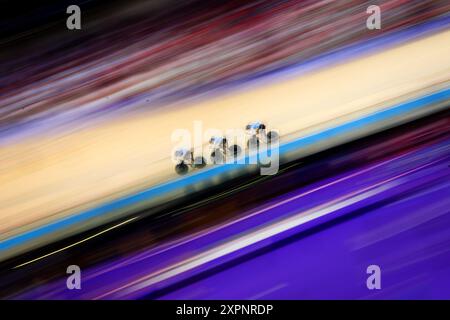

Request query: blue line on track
[{"left": 1, "top": 86, "right": 449, "bottom": 252}]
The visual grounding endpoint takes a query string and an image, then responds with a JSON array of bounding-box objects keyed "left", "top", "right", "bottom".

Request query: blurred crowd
[{"left": 0, "top": 0, "right": 448, "bottom": 141}]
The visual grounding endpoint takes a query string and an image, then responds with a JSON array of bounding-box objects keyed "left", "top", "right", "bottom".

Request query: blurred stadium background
[{"left": 0, "top": 0, "right": 449, "bottom": 299}]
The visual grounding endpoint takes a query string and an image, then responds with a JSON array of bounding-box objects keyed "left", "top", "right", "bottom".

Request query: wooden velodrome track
[{"left": 0, "top": 30, "right": 449, "bottom": 258}]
